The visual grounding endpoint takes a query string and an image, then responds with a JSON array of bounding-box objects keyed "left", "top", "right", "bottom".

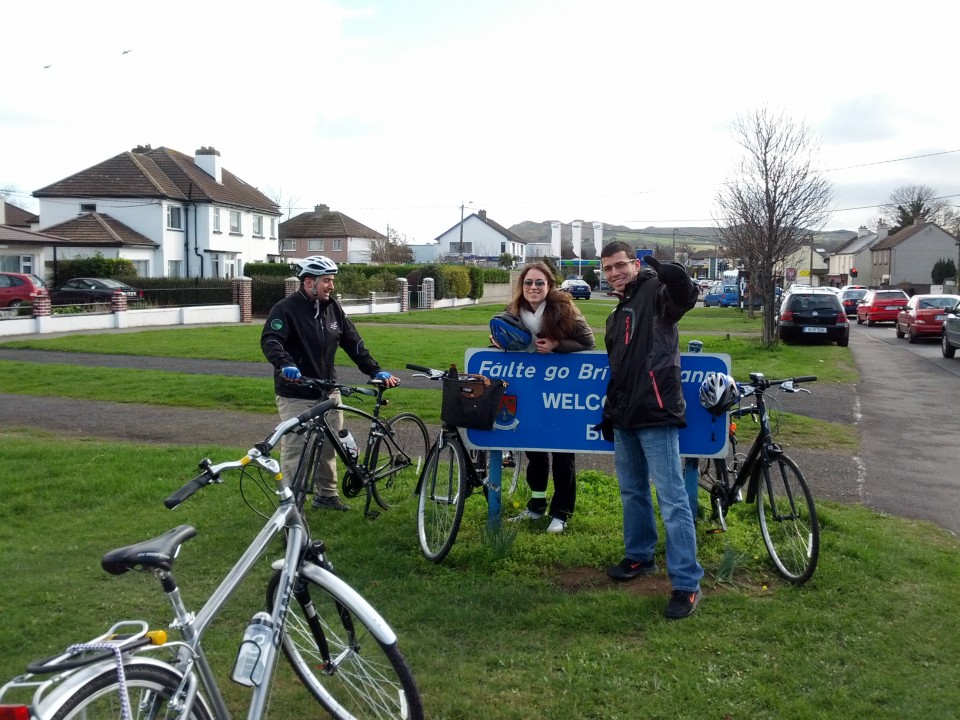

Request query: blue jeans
[{"left": 613, "top": 426, "right": 703, "bottom": 592}]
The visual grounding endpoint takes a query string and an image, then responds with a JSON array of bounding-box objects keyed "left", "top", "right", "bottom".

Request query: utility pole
[{"left": 458, "top": 203, "right": 469, "bottom": 265}]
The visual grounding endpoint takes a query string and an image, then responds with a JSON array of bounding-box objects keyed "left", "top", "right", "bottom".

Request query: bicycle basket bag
[{"left": 441, "top": 374, "right": 508, "bottom": 430}]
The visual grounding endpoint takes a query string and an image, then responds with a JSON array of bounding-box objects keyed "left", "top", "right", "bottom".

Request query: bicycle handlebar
[
  {"left": 164, "top": 397, "right": 339, "bottom": 509},
  {"left": 289, "top": 376, "right": 393, "bottom": 397}
]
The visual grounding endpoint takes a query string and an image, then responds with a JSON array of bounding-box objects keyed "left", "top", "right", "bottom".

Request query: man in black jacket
[
  {"left": 261, "top": 256, "right": 398, "bottom": 511},
  {"left": 599, "top": 241, "right": 704, "bottom": 619}
]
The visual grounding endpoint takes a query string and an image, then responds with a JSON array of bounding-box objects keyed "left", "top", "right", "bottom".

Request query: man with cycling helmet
[
  {"left": 261, "top": 255, "right": 399, "bottom": 511},
  {"left": 598, "top": 241, "right": 704, "bottom": 619}
]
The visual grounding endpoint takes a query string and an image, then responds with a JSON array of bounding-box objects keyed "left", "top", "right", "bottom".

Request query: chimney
[
  {"left": 131, "top": 144, "right": 152, "bottom": 153},
  {"left": 550, "top": 222, "right": 562, "bottom": 257},
  {"left": 478, "top": 209, "right": 487, "bottom": 221},
  {"left": 592, "top": 222, "right": 603, "bottom": 255},
  {"left": 195, "top": 146, "right": 222, "bottom": 183},
  {"left": 876, "top": 220, "right": 888, "bottom": 240},
  {"left": 858, "top": 225, "right": 868, "bottom": 238},
  {"left": 571, "top": 221, "right": 582, "bottom": 259},
  {"left": 0, "top": 201, "right": 6, "bottom": 225},
  {"left": 314, "top": 204, "right": 329, "bottom": 216},
  {"left": 914, "top": 216, "right": 925, "bottom": 226}
]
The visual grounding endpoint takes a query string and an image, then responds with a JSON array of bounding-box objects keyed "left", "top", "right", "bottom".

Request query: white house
[
  {"left": 0, "top": 201, "right": 74, "bottom": 276},
  {"left": 827, "top": 223, "right": 887, "bottom": 287},
  {"left": 33, "top": 145, "right": 281, "bottom": 278},
  {"left": 435, "top": 210, "right": 525, "bottom": 265}
]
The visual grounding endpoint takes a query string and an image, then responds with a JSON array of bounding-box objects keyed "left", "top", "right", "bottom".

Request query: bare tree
[
  {"left": 714, "top": 108, "right": 834, "bottom": 346},
  {"left": 369, "top": 227, "right": 414, "bottom": 264},
  {"left": 881, "top": 184, "right": 951, "bottom": 234}
]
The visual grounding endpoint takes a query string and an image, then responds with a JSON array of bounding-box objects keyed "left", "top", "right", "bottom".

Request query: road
[{"left": 848, "top": 321, "right": 960, "bottom": 534}]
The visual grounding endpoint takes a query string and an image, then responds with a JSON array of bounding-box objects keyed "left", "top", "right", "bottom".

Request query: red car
[
  {"left": 895, "top": 294, "right": 960, "bottom": 343},
  {"left": 856, "top": 289, "right": 909, "bottom": 326},
  {"left": 0, "top": 271, "right": 47, "bottom": 308}
]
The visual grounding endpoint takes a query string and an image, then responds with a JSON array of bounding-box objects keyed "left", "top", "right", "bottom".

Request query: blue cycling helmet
[{"left": 490, "top": 312, "right": 533, "bottom": 351}]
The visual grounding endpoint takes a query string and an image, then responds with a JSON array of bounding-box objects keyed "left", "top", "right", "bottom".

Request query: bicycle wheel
[
  {"left": 291, "top": 426, "right": 324, "bottom": 509},
  {"left": 267, "top": 570, "right": 423, "bottom": 720},
  {"left": 504, "top": 451, "right": 524, "bottom": 495},
  {"left": 756, "top": 454, "right": 820, "bottom": 584},
  {"left": 369, "top": 413, "right": 429, "bottom": 509},
  {"left": 49, "top": 662, "right": 211, "bottom": 720},
  {"left": 418, "top": 438, "right": 467, "bottom": 562}
]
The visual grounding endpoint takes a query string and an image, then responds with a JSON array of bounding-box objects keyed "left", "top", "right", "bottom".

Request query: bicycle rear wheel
[
  {"left": 369, "top": 413, "right": 429, "bottom": 509},
  {"left": 756, "top": 454, "right": 820, "bottom": 584},
  {"left": 48, "top": 662, "right": 210, "bottom": 720},
  {"left": 418, "top": 438, "right": 467, "bottom": 562},
  {"left": 267, "top": 570, "right": 423, "bottom": 720}
]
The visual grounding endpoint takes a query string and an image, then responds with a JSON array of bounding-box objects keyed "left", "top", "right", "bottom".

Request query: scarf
[{"left": 519, "top": 303, "right": 545, "bottom": 351}]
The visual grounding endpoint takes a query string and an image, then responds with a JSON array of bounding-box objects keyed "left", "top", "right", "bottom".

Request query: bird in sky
[
  {"left": 43, "top": 65, "right": 51, "bottom": 69},
  {"left": 122, "top": 49, "right": 132, "bottom": 55}
]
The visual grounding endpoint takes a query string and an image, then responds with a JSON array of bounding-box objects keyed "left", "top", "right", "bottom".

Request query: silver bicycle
[{"left": 0, "top": 397, "right": 423, "bottom": 720}]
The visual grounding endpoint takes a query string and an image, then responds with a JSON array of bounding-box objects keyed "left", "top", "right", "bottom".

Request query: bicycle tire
[
  {"left": 48, "top": 662, "right": 211, "bottom": 720},
  {"left": 418, "top": 439, "right": 467, "bottom": 563},
  {"left": 756, "top": 454, "right": 820, "bottom": 584},
  {"left": 292, "top": 427, "right": 325, "bottom": 509},
  {"left": 505, "top": 451, "right": 524, "bottom": 495},
  {"left": 267, "top": 570, "right": 423, "bottom": 720},
  {"left": 369, "top": 413, "right": 429, "bottom": 509}
]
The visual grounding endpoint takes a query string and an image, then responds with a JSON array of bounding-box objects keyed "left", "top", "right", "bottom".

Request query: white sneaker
[
  {"left": 508, "top": 509, "right": 543, "bottom": 523},
  {"left": 546, "top": 517, "right": 567, "bottom": 534}
]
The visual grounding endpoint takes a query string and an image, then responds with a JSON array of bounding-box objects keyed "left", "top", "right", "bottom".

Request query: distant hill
[{"left": 508, "top": 220, "right": 855, "bottom": 256}]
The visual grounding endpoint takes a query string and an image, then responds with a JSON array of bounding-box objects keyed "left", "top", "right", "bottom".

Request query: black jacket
[
  {"left": 261, "top": 290, "right": 382, "bottom": 400},
  {"left": 602, "top": 267, "right": 698, "bottom": 429}
]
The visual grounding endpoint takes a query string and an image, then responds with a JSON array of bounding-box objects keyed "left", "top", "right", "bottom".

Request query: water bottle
[
  {"left": 338, "top": 429, "right": 359, "bottom": 461},
  {"left": 231, "top": 612, "right": 273, "bottom": 687}
]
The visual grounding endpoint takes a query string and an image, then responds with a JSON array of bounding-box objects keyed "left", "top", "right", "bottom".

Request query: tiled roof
[
  {"left": 433, "top": 212, "right": 525, "bottom": 243},
  {"left": 2, "top": 201, "right": 39, "bottom": 227},
  {"left": 871, "top": 222, "right": 937, "bottom": 250},
  {"left": 33, "top": 146, "right": 280, "bottom": 215},
  {"left": 40, "top": 212, "right": 158, "bottom": 248},
  {"left": 0, "top": 224, "right": 72, "bottom": 245},
  {"left": 280, "top": 207, "right": 386, "bottom": 240}
]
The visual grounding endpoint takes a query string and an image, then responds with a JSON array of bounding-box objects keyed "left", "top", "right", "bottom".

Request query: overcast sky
[{"left": 3, "top": 0, "right": 960, "bottom": 244}]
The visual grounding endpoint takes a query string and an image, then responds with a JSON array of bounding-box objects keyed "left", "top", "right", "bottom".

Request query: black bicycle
[
  {"left": 288, "top": 377, "right": 429, "bottom": 518},
  {"left": 698, "top": 372, "right": 821, "bottom": 584}
]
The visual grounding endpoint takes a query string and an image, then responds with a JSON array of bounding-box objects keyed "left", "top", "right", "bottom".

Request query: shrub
[
  {"left": 440, "top": 265, "right": 471, "bottom": 298},
  {"left": 244, "top": 261, "right": 295, "bottom": 278},
  {"left": 47, "top": 254, "right": 138, "bottom": 283},
  {"left": 468, "top": 266, "right": 485, "bottom": 300}
]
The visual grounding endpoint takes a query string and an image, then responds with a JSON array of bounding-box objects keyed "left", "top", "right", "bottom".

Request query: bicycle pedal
[
  {"left": 365, "top": 510, "right": 381, "bottom": 520},
  {"left": 705, "top": 527, "right": 726, "bottom": 535}
]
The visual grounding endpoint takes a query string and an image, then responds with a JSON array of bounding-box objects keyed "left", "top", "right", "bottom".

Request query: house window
[
  {"left": 211, "top": 253, "right": 221, "bottom": 278},
  {"left": 80, "top": 203, "right": 96, "bottom": 213},
  {"left": 281, "top": 238, "right": 296, "bottom": 252},
  {"left": 167, "top": 205, "right": 183, "bottom": 230},
  {"left": 253, "top": 215, "right": 263, "bottom": 237},
  {"left": 20, "top": 255, "right": 33, "bottom": 274},
  {"left": 333, "top": 239, "right": 342, "bottom": 252},
  {"left": 270, "top": 218, "right": 276, "bottom": 238},
  {"left": 229, "top": 210, "right": 241, "bottom": 234},
  {"left": 167, "top": 260, "right": 182, "bottom": 277},
  {"left": 130, "top": 260, "right": 148, "bottom": 276},
  {"left": 308, "top": 239, "right": 324, "bottom": 251},
  {"left": 452, "top": 241, "right": 472, "bottom": 254},
  {"left": 213, "top": 207, "right": 221, "bottom": 233}
]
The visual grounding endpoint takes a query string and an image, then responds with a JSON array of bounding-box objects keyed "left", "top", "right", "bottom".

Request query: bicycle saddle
[{"left": 101, "top": 524, "right": 198, "bottom": 575}]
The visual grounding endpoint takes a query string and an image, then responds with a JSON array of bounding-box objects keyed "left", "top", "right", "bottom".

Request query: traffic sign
[{"left": 463, "top": 349, "right": 731, "bottom": 457}]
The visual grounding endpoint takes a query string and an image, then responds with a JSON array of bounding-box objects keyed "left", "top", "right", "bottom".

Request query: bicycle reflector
[{"left": 0, "top": 705, "right": 31, "bottom": 720}]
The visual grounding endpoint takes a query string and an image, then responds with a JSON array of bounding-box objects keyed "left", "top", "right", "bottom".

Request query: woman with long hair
[{"left": 492, "top": 261, "right": 595, "bottom": 533}]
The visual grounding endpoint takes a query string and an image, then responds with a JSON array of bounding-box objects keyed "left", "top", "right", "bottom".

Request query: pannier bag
[{"left": 441, "top": 373, "right": 508, "bottom": 430}]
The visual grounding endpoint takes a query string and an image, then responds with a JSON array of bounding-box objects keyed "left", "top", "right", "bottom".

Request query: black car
[
  {"left": 51, "top": 277, "right": 143, "bottom": 304},
  {"left": 839, "top": 287, "right": 868, "bottom": 317},
  {"left": 777, "top": 288, "right": 849, "bottom": 347}
]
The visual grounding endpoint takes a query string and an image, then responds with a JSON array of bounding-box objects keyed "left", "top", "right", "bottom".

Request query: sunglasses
[{"left": 523, "top": 279, "right": 547, "bottom": 287}]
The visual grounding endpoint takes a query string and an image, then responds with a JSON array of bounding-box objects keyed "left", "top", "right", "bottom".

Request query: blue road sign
[{"left": 463, "top": 349, "right": 730, "bottom": 457}]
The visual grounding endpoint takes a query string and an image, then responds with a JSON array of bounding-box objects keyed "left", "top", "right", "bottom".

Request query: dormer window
[{"left": 80, "top": 203, "right": 96, "bottom": 213}]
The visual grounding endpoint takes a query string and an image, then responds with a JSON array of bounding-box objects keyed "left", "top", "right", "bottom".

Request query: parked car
[
  {"left": 776, "top": 287, "right": 849, "bottom": 346},
  {"left": 856, "top": 289, "right": 909, "bottom": 326},
  {"left": 51, "top": 277, "right": 143, "bottom": 304},
  {"left": 0, "top": 271, "right": 47, "bottom": 308},
  {"left": 895, "top": 294, "right": 960, "bottom": 343},
  {"left": 559, "top": 279, "right": 591, "bottom": 299},
  {"left": 703, "top": 284, "right": 738, "bottom": 307},
  {"left": 839, "top": 287, "right": 868, "bottom": 317},
  {"left": 942, "top": 299, "right": 960, "bottom": 359}
]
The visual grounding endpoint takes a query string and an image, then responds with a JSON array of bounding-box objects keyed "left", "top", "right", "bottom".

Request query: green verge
[{"left": 0, "top": 431, "right": 957, "bottom": 719}]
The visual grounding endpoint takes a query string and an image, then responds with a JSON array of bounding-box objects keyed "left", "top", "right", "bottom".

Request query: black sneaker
[
  {"left": 606, "top": 557, "right": 658, "bottom": 580},
  {"left": 312, "top": 495, "right": 351, "bottom": 512},
  {"left": 664, "top": 589, "right": 702, "bottom": 620}
]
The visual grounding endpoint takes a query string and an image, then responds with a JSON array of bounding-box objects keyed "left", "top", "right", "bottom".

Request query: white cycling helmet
[
  {"left": 296, "top": 255, "right": 338, "bottom": 278},
  {"left": 699, "top": 372, "right": 739, "bottom": 416}
]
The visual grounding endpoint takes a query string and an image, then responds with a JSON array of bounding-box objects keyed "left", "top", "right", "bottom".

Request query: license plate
[
  {"left": 936, "top": 314, "right": 946, "bottom": 321},
  {"left": 885, "top": 306, "right": 900, "bottom": 310},
  {"left": 803, "top": 327, "right": 827, "bottom": 334}
]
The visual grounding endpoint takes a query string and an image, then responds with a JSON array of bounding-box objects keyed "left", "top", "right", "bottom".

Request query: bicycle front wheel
[
  {"left": 756, "top": 455, "right": 820, "bottom": 584},
  {"left": 49, "top": 662, "right": 211, "bottom": 720},
  {"left": 267, "top": 570, "right": 423, "bottom": 720},
  {"left": 418, "top": 438, "right": 467, "bottom": 563},
  {"left": 370, "top": 413, "right": 429, "bottom": 509}
]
